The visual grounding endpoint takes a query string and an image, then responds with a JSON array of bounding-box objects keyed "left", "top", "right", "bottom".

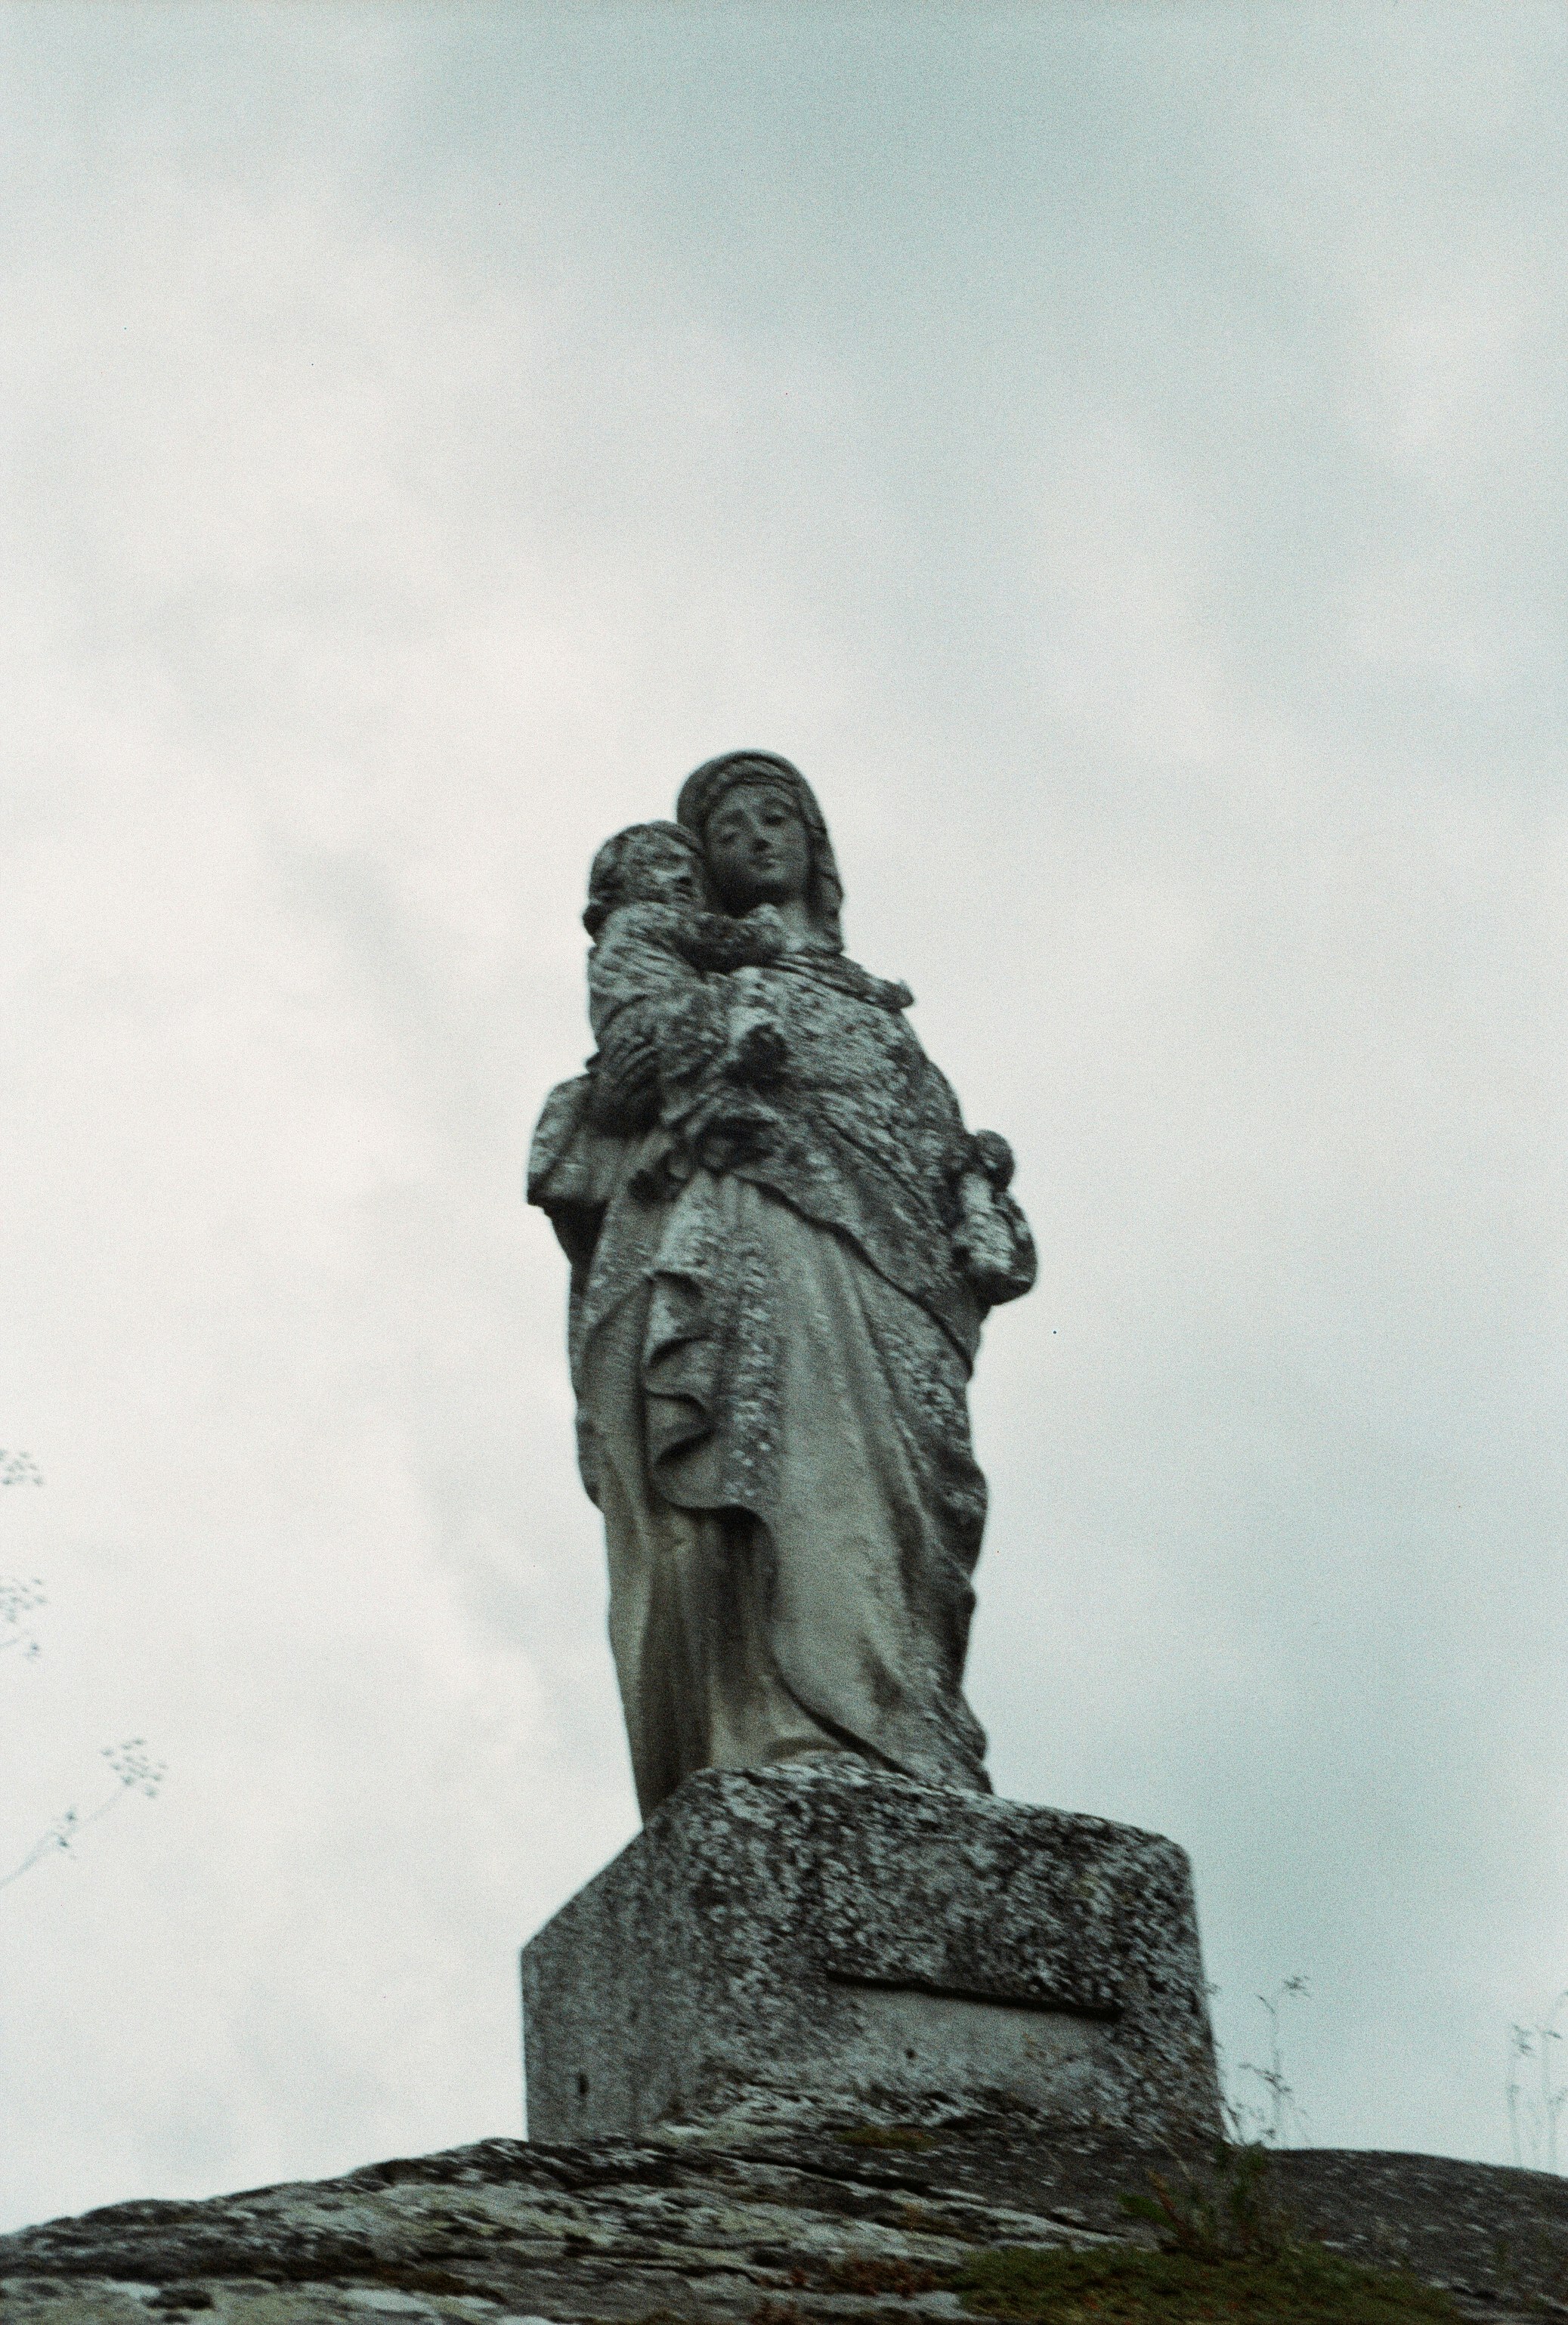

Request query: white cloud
[{"left": 2, "top": 1, "right": 1566, "bottom": 2228}]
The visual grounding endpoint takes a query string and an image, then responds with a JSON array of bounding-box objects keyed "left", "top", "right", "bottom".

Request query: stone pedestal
[{"left": 521, "top": 1761, "right": 1220, "bottom": 2143}]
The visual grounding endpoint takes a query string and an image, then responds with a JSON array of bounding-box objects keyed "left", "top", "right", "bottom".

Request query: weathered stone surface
[
  {"left": 6, "top": 2117, "right": 1568, "bottom": 2325},
  {"left": 529, "top": 752, "right": 1037, "bottom": 1819},
  {"left": 0, "top": 2119, "right": 1114, "bottom": 2325},
  {"left": 521, "top": 1762, "right": 1220, "bottom": 2146}
]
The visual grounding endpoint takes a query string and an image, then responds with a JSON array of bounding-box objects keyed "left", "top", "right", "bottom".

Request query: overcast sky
[{"left": 3, "top": 0, "right": 1566, "bottom": 2232}]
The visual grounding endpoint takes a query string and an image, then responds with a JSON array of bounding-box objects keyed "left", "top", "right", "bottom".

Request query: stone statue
[{"left": 529, "top": 752, "right": 1036, "bottom": 1818}]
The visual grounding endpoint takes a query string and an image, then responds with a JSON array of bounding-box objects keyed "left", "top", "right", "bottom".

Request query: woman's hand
[
  {"left": 725, "top": 1016, "right": 789, "bottom": 1087},
  {"left": 954, "top": 1169, "right": 1038, "bottom": 1307}
]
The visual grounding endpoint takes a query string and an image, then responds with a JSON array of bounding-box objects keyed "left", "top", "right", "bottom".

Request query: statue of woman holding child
[{"left": 529, "top": 751, "right": 1035, "bottom": 1818}]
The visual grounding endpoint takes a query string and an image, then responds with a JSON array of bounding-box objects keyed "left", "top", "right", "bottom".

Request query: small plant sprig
[
  {"left": 1235, "top": 1975, "right": 1313, "bottom": 2148},
  {"left": 1, "top": 1574, "right": 47, "bottom": 1662},
  {"left": 1121, "top": 2138, "right": 1298, "bottom": 2264},
  {"left": 0, "top": 1740, "right": 167, "bottom": 1894},
  {"left": 2, "top": 1448, "right": 47, "bottom": 1664},
  {"left": 1507, "top": 1992, "right": 1568, "bottom": 2173},
  {"left": 1120, "top": 1976, "right": 1312, "bottom": 2263},
  {"left": 2, "top": 1448, "right": 169, "bottom": 1897}
]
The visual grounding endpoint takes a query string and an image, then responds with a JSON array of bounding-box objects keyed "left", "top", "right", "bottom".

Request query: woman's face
[{"left": 704, "top": 782, "right": 812, "bottom": 913}]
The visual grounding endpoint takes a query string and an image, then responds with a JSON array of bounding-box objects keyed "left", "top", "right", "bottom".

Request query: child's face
[{"left": 624, "top": 834, "right": 703, "bottom": 910}]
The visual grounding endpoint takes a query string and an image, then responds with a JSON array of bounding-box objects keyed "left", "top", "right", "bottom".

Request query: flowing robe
[{"left": 529, "top": 932, "right": 1035, "bottom": 1818}]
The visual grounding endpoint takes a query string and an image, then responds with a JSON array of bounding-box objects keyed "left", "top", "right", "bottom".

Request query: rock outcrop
[{"left": 5, "top": 2108, "right": 1568, "bottom": 2324}]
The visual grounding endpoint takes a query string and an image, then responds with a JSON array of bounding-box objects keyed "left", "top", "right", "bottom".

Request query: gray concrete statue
[{"left": 529, "top": 752, "right": 1036, "bottom": 1819}]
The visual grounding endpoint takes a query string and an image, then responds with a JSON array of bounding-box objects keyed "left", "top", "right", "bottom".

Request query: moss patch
[
  {"left": 832, "top": 2126, "right": 935, "bottom": 2152},
  {"left": 826, "top": 2255, "right": 947, "bottom": 2296},
  {"left": 956, "top": 2243, "right": 1464, "bottom": 2323}
]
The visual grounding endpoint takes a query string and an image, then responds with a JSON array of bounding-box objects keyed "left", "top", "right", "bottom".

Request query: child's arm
[
  {"left": 678, "top": 904, "right": 788, "bottom": 972},
  {"left": 587, "top": 904, "right": 700, "bottom": 1040}
]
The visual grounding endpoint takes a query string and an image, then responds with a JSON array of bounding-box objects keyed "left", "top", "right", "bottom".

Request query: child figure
[
  {"left": 585, "top": 818, "right": 791, "bottom": 1162},
  {"left": 528, "top": 821, "right": 788, "bottom": 1266},
  {"left": 583, "top": 819, "right": 787, "bottom": 995}
]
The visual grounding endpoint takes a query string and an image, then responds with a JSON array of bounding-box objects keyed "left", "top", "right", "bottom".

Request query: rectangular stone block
[{"left": 521, "top": 1761, "right": 1220, "bottom": 2142}]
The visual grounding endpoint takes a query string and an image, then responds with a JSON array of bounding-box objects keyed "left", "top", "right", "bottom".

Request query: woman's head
[{"left": 675, "top": 751, "right": 844, "bottom": 948}]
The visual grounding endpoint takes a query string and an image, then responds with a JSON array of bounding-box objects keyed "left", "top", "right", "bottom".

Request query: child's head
[{"left": 583, "top": 821, "right": 708, "bottom": 936}]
